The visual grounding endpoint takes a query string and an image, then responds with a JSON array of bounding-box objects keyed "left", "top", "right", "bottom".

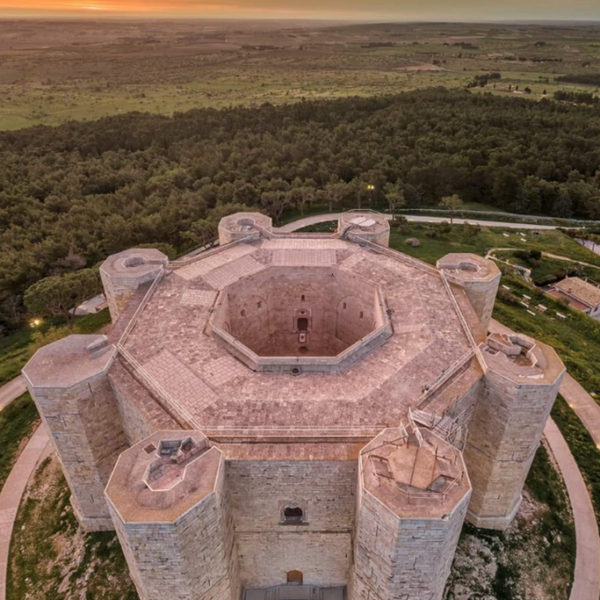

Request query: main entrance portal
[{"left": 243, "top": 585, "right": 346, "bottom": 600}]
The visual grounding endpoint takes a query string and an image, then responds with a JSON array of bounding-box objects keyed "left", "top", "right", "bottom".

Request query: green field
[{"left": 0, "top": 20, "right": 599, "bottom": 130}]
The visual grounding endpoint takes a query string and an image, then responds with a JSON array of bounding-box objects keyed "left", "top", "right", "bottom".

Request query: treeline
[
  {"left": 556, "top": 74, "right": 600, "bottom": 86},
  {"left": 554, "top": 90, "right": 600, "bottom": 106},
  {"left": 1, "top": 88, "right": 600, "bottom": 328}
]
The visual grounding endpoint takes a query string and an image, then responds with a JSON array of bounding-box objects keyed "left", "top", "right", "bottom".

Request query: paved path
[
  {"left": 491, "top": 319, "right": 600, "bottom": 600},
  {"left": 0, "top": 423, "right": 51, "bottom": 600},
  {"left": 0, "top": 376, "right": 26, "bottom": 410},
  {"left": 544, "top": 418, "right": 600, "bottom": 600},
  {"left": 279, "top": 212, "right": 557, "bottom": 233}
]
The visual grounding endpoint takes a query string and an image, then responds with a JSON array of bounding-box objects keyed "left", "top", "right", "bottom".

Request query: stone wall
[
  {"left": 464, "top": 366, "right": 564, "bottom": 529},
  {"left": 29, "top": 371, "right": 128, "bottom": 530},
  {"left": 109, "top": 360, "right": 179, "bottom": 445},
  {"left": 108, "top": 455, "right": 240, "bottom": 600},
  {"left": 224, "top": 267, "right": 378, "bottom": 357},
  {"left": 350, "top": 489, "right": 470, "bottom": 600},
  {"left": 226, "top": 458, "right": 356, "bottom": 589}
]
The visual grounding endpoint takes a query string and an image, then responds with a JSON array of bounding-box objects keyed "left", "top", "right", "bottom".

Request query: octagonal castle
[{"left": 23, "top": 210, "right": 565, "bottom": 600}]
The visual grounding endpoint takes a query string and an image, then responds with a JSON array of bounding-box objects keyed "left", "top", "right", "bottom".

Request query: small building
[{"left": 548, "top": 276, "right": 600, "bottom": 319}]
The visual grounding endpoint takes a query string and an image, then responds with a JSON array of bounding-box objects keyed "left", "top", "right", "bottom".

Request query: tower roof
[
  {"left": 105, "top": 430, "right": 222, "bottom": 523},
  {"left": 360, "top": 424, "right": 471, "bottom": 519},
  {"left": 109, "top": 221, "right": 480, "bottom": 435},
  {"left": 23, "top": 334, "right": 116, "bottom": 389}
]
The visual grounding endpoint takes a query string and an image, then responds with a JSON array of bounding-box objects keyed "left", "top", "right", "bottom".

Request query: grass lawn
[
  {"left": 7, "top": 456, "right": 138, "bottom": 600},
  {"left": 389, "top": 222, "right": 600, "bottom": 267},
  {"left": 495, "top": 251, "right": 600, "bottom": 286}
]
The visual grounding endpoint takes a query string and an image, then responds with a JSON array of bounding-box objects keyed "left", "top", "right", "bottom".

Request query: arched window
[
  {"left": 282, "top": 505, "right": 304, "bottom": 524},
  {"left": 287, "top": 570, "right": 303, "bottom": 585},
  {"left": 297, "top": 317, "right": 309, "bottom": 332}
]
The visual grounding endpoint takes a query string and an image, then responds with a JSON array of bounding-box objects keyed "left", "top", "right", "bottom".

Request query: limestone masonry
[{"left": 23, "top": 210, "right": 565, "bottom": 600}]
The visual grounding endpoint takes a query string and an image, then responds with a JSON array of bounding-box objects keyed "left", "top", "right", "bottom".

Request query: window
[
  {"left": 301, "top": 294, "right": 305, "bottom": 302},
  {"left": 297, "top": 317, "right": 309, "bottom": 332},
  {"left": 287, "top": 570, "right": 303, "bottom": 585},
  {"left": 283, "top": 505, "right": 304, "bottom": 524}
]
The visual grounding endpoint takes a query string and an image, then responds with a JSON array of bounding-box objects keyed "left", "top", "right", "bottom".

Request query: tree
[
  {"left": 24, "top": 268, "right": 101, "bottom": 330},
  {"left": 260, "top": 190, "right": 291, "bottom": 225},
  {"left": 439, "top": 194, "right": 464, "bottom": 225},
  {"left": 384, "top": 182, "right": 406, "bottom": 220},
  {"left": 324, "top": 181, "right": 351, "bottom": 213}
]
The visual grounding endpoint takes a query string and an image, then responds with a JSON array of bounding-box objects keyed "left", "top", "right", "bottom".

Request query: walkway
[
  {"left": 0, "top": 376, "right": 26, "bottom": 411},
  {"left": 491, "top": 319, "right": 600, "bottom": 600},
  {"left": 0, "top": 423, "right": 51, "bottom": 600},
  {"left": 279, "top": 212, "right": 557, "bottom": 233}
]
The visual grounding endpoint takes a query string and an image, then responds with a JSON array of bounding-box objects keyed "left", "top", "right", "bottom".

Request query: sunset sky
[{"left": 1, "top": 0, "right": 599, "bottom": 21}]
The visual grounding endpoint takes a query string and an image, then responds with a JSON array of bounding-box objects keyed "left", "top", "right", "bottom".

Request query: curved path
[
  {"left": 279, "top": 212, "right": 557, "bottom": 232},
  {"left": 0, "top": 376, "right": 26, "bottom": 411},
  {"left": 0, "top": 423, "right": 51, "bottom": 600}
]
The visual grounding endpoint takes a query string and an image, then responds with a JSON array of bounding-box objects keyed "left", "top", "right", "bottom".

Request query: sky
[{"left": 0, "top": 0, "right": 599, "bottom": 21}]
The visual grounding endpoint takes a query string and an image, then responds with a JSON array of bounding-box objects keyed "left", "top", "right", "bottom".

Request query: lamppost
[{"left": 367, "top": 183, "right": 375, "bottom": 208}]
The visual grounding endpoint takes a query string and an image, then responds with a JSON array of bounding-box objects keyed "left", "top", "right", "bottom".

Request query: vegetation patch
[
  {"left": 7, "top": 455, "right": 138, "bottom": 600},
  {"left": 444, "top": 445, "right": 575, "bottom": 600},
  {"left": 551, "top": 396, "right": 600, "bottom": 521},
  {"left": 0, "top": 309, "right": 111, "bottom": 386},
  {"left": 0, "top": 392, "right": 39, "bottom": 491}
]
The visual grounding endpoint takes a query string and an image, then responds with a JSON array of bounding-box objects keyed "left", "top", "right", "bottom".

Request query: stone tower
[
  {"left": 100, "top": 248, "right": 168, "bottom": 322},
  {"left": 218, "top": 212, "right": 273, "bottom": 246},
  {"left": 437, "top": 253, "right": 501, "bottom": 331},
  {"left": 338, "top": 211, "right": 390, "bottom": 247},
  {"left": 350, "top": 424, "right": 471, "bottom": 600},
  {"left": 105, "top": 431, "right": 240, "bottom": 600},
  {"left": 464, "top": 333, "right": 565, "bottom": 529},
  {"left": 22, "top": 335, "right": 128, "bottom": 530}
]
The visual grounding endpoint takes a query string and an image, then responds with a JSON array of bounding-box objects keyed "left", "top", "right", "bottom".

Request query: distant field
[{"left": 0, "top": 20, "right": 599, "bottom": 130}]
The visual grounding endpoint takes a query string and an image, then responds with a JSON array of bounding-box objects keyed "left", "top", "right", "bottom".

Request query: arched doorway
[{"left": 287, "top": 570, "right": 303, "bottom": 585}]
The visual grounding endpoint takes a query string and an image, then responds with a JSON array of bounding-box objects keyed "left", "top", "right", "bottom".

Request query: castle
[{"left": 23, "top": 211, "right": 565, "bottom": 600}]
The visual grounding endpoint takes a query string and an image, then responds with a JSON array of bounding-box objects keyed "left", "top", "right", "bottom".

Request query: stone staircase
[{"left": 411, "top": 408, "right": 469, "bottom": 449}]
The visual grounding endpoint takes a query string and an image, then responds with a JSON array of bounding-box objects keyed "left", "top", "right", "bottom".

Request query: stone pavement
[
  {"left": 0, "top": 376, "right": 26, "bottom": 410},
  {"left": 0, "top": 423, "right": 51, "bottom": 600}
]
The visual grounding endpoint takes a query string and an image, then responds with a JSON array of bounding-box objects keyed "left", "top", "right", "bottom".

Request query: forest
[{"left": 1, "top": 87, "right": 600, "bottom": 329}]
